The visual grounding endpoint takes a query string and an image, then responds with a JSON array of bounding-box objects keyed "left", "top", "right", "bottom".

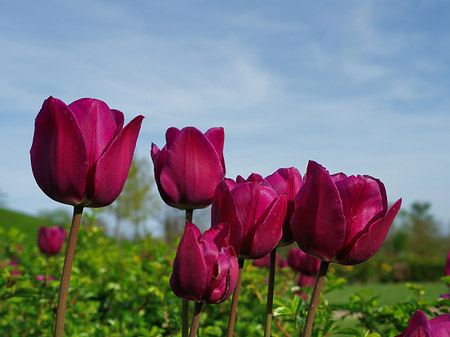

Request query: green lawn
[
  {"left": 0, "top": 208, "right": 42, "bottom": 247},
  {"left": 326, "top": 281, "right": 448, "bottom": 306}
]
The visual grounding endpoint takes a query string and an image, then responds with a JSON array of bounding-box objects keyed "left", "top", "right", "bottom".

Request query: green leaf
[{"left": 273, "top": 306, "right": 293, "bottom": 316}]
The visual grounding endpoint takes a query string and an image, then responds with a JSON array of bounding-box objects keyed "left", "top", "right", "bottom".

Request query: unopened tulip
[
  {"left": 211, "top": 178, "right": 287, "bottom": 259},
  {"left": 265, "top": 167, "right": 303, "bottom": 245},
  {"left": 170, "top": 222, "right": 238, "bottom": 304},
  {"left": 30, "top": 97, "right": 144, "bottom": 207},
  {"left": 38, "top": 226, "right": 67, "bottom": 255},
  {"left": 291, "top": 161, "right": 402, "bottom": 265},
  {"left": 396, "top": 310, "right": 450, "bottom": 336},
  {"left": 287, "top": 248, "right": 320, "bottom": 276},
  {"left": 151, "top": 127, "right": 225, "bottom": 210}
]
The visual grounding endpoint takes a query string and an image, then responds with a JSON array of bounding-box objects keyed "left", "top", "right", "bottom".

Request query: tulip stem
[
  {"left": 189, "top": 301, "right": 204, "bottom": 337},
  {"left": 54, "top": 206, "right": 83, "bottom": 337},
  {"left": 302, "top": 261, "right": 330, "bottom": 337},
  {"left": 264, "top": 249, "right": 277, "bottom": 337},
  {"left": 182, "top": 209, "right": 194, "bottom": 337},
  {"left": 227, "top": 258, "right": 245, "bottom": 337}
]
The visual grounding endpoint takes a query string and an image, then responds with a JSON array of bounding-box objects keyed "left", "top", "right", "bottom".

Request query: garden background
[{"left": 1, "top": 157, "right": 449, "bottom": 336}]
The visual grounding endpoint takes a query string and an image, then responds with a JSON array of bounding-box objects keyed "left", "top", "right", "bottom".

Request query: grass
[
  {"left": 0, "top": 208, "right": 42, "bottom": 247},
  {"left": 326, "top": 281, "right": 448, "bottom": 306}
]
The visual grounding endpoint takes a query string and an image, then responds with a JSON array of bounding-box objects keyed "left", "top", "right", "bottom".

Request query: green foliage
[
  {"left": 0, "top": 208, "right": 44, "bottom": 247},
  {"left": 1, "top": 213, "right": 449, "bottom": 336}
]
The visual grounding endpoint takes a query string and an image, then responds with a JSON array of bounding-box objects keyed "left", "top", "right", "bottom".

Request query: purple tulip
[
  {"left": 38, "top": 226, "right": 67, "bottom": 255},
  {"left": 445, "top": 250, "right": 450, "bottom": 276},
  {"left": 170, "top": 222, "right": 238, "bottom": 304},
  {"left": 291, "top": 161, "right": 402, "bottom": 265},
  {"left": 298, "top": 274, "right": 315, "bottom": 288},
  {"left": 211, "top": 178, "right": 287, "bottom": 259},
  {"left": 265, "top": 167, "right": 303, "bottom": 246},
  {"left": 151, "top": 127, "right": 226, "bottom": 210},
  {"left": 278, "top": 259, "right": 289, "bottom": 269},
  {"left": 30, "top": 97, "right": 143, "bottom": 207},
  {"left": 396, "top": 310, "right": 450, "bottom": 336},
  {"left": 287, "top": 248, "right": 320, "bottom": 276}
]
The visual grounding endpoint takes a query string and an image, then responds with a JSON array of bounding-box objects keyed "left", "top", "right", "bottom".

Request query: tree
[
  {"left": 106, "top": 157, "right": 160, "bottom": 244},
  {"left": 402, "top": 202, "right": 441, "bottom": 257}
]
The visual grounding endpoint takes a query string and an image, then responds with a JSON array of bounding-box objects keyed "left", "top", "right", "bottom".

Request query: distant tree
[
  {"left": 402, "top": 201, "right": 441, "bottom": 257},
  {"left": 106, "top": 157, "right": 160, "bottom": 244},
  {"left": 37, "top": 208, "right": 72, "bottom": 226},
  {"left": 162, "top": 207, "right": 211, "bottom": 247}
]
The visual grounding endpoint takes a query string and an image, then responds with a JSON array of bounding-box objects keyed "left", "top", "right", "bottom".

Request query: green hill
[{"left": 0, "top": 208, "right": 43, "bottom": 247}]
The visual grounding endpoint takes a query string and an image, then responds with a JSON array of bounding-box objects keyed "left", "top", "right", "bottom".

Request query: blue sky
[{"left": 1, "top": 1, "right": 450, "bottom": 232}]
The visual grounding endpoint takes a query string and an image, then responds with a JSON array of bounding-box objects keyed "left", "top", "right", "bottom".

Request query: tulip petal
[
  {"left": 290, "top": 161, "right": 346, "bottom": 261},
  {"left": 398, "top": 310, "right": 431, "bottom": 337},
  {"left": 170, "top": 224, "right": 207, "bottom": 302},
  {"left": 232, "top": 183, "right": 278, "bottom": 240},
  {"left": 266, "top": 167, "right": 303, "bottom": 246},
  {"left": 336, "top": 198, "right": 402, "bottom": 265},
  {"left": 87, "top": 115, "right": 144, "bottom": 207},
  {"left": 30, "top": 97, "right": 88, "bottom": 205},
  {"left": 206, "top": 249, "right": 230, "bottom": 303},
  {"left": 69, "top": 99, "right": 119, "bottom": 166},
  {"left": 211, "top": 181, "right": 243, "bottom": 254},
  {"left": 265, "top": 167, "right": 303, "bottom": 200},
  {"left": 205, "top": 127, "right": 226, "bottom": 172},
  {"left": 335, "top": 175, "right": 385, "bottom": 247},
  {"left": 248, "top": 194, "right": 287, "bottom": 258},
  {"left": 165, "top": 127, "right": 181, "bottom": 148},
  {"left": 111, "top": 109, "right": 124, "bottom": 134},
  {"left": 199, "top": 236, "right": 220, "bottom": 299},
  {"left": 203, "top": 223, "right": 229, "bottom": 247},
  {"left": 159, "top": 127, "right": 225, "bottom": 209}
]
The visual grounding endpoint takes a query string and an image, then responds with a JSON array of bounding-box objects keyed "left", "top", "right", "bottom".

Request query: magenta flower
[
  {"left": 36, "top": 275, "right": 56, "bottom": 282},
  {"left": 291, "top": 161, "right": 402, "bottom": 265},
  {"left": 170, "top": 222, "right": 238, "bottom": 304},
  {"left": 38, "top": 226, "right": 67, "bottom": 255},
  {"left": 278, "top": 259, "right": 289, "bottom": 268},
  {"left": 151, "top": 127, "right": 225, "bottom": 210},
  {"left": 211, "top": 178, "right": 287, "bottom": 259},
  {"left": 265, "top": 167, "right": 303, "bottom": 246},
  {"left": 287, "top": 248, "right": 320, "bottom": 276},
  {"left": 30, "top": 96, "right": 144, "bottom": 207},
  {"left": 396, "top": 310, "right": 450, "bottom": 336}
]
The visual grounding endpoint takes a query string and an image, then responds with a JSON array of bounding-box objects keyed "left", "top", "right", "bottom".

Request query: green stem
[
  {"left": 227, "top": 258, "right": 245, "bottom": 337},
  {"left": 264, "top": 249, "right": 277, "bottom": 337},
  {"left": 182, "top": 209, "right": 194, "bottom": 337},
  {"left": 54, "top": 206, "right": 83, "bottom": 337},
  {"left": 188, "top": 301, "right": 204, "bottom": 337},
  {"left": 301, "top": 261, "right": 330, "bottom": 337}
]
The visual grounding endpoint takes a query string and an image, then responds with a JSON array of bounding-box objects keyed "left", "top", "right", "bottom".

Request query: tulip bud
[
  {"left": 395, "top": 310, "right": 450, "bottom": 336},
  {"left": 151, "top": 127, "right": 226, "bottom": 210},
  {"left": 290, "top": 160, "right": 402, "bottom": 265},
  {"left": 30, "top": 97, "right": 144, "bottom": 208},
  {"left": 170, "top": 222, "right": 238, "bottom": 304},
  {"left": 38, "top": 226, "right": 67, "bottom": 255},
  {"left": 212, "top": 178, "right": 287, "bottom": 259}
]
